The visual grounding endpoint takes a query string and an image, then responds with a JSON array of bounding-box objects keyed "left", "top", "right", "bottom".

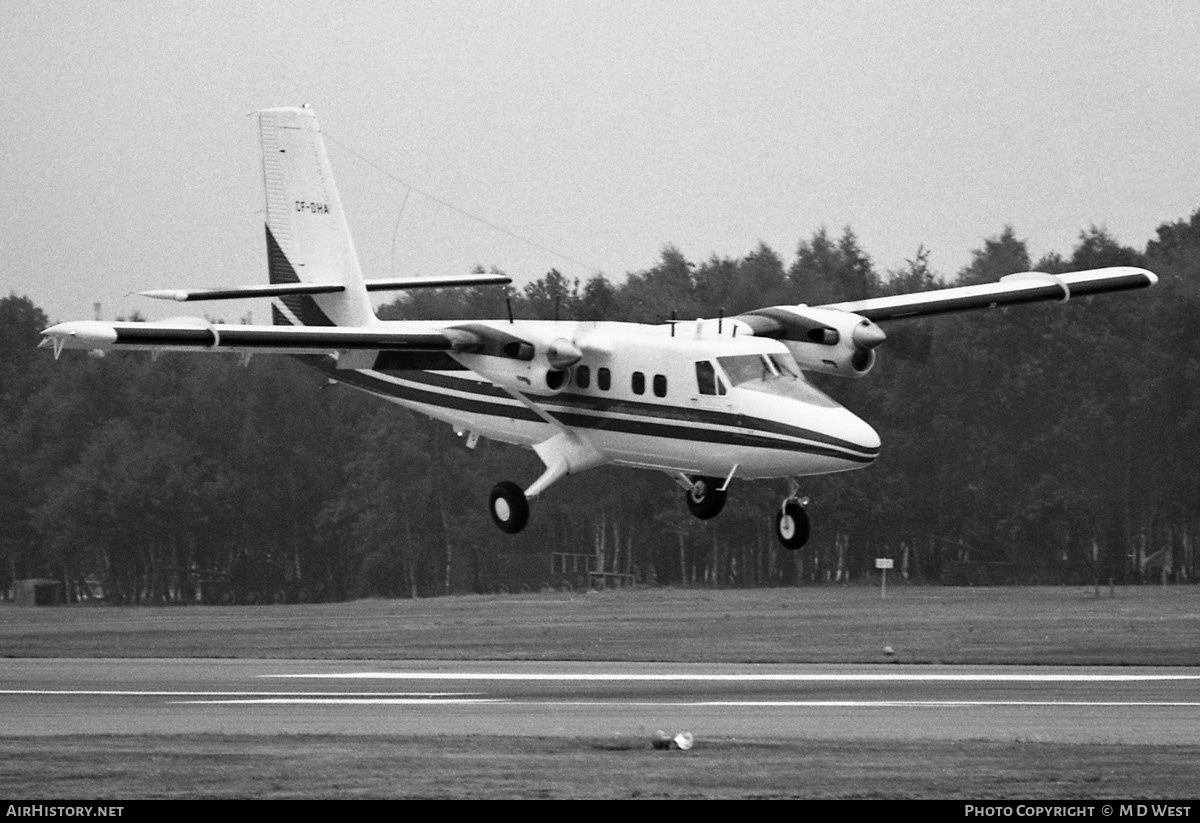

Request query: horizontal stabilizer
[
  {"left": 139, "top": 273, "right": 512, "bottom": 302},
  {"left": 362, "top": 274, "right": 512, "bottom": 292}
]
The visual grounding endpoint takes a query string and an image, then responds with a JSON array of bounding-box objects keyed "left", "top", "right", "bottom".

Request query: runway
[{"left": 3, "top": 659, "right": 1199, "bottom": 744}]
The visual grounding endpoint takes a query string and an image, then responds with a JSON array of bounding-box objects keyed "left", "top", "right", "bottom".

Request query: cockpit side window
[{"left": 696, "top": 361, "right": 726, "bottom": 396}]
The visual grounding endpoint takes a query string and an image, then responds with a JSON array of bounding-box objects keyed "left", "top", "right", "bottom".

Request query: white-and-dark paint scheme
[{"left": 42, "top": 107, "right": 1158, "bottom": 548}]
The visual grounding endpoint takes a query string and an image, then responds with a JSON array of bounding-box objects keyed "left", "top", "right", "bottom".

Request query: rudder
[{"left": 259, "top": 106, "right": 374, "bottom": 327}]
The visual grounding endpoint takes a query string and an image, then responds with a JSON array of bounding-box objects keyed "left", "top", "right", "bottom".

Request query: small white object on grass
[{"left": 652, "top": 730, "right": 695, "bottom": 751}]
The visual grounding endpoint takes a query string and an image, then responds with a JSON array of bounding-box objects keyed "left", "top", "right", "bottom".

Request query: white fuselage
[{"left": 328, "top": 319, "right": 881, "bottom": 480}]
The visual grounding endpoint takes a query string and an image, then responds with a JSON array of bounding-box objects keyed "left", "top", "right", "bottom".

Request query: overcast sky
[{"left": 3, "top": 1, "right": 1198, "bottom": 324}]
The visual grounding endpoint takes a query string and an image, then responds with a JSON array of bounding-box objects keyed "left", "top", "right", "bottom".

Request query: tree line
[{"left": 3, "top": 212, "right": 1199, "bottom": 602}]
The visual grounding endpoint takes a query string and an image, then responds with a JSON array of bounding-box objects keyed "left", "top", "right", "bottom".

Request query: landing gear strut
[
  {"left": 685, "top": 476, "right": 727, "bottom": 520},
  {"left": 775, "top": 480, "right": 810, "bottom": 550}
]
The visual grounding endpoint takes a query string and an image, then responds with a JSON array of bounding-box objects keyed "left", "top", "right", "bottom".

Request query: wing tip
[{"left": 139, "top": 289, "right": 190, "bottom": 302}]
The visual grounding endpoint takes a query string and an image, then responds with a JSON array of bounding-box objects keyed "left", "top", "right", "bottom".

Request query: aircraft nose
[{"left": 835, "top": 408, "right": 881, "bottom": 462}]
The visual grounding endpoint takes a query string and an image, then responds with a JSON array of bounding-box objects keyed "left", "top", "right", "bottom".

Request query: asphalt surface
[{"left": 3, "top": 659, "right": 1199, "bottom": 743}]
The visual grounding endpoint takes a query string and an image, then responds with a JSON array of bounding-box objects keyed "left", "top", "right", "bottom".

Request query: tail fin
[{"left": 259, "top": 106, "right": 375, "bottom": 327}]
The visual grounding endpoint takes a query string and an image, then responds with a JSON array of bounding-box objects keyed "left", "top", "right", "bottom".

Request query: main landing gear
[
  {"left": 680, "top": 475, "right": 811, "bottom": 551},
  {"left": 487, "top": 431, "right": 607, "bottom": 536},
  {"left": 489, "top": 481, "right": 530, "bottom": 534}
]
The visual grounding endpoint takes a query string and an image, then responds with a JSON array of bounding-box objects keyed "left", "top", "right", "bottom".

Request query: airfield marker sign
[{"left": 876, "top": 558, "right": 894, "bottom": 599}]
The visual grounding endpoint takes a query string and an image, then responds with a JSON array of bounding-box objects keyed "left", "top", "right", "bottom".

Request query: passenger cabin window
[
  {"left": 576, "top": 365, "right": 591, "bottom": 389},
  {"left": 632, "top": 371, "right": 646, "bottom": 395},
  {"left": 696, "top": 361, "right": 726, "bottom": 396},
  {"left": 598, "top": 367, "right": 611, "bottom": 391},
  {"left": 653, "top": 374, "right": 667, "bottom": 398}
]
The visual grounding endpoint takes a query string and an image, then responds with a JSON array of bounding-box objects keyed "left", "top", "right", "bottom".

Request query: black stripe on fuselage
[
  {"left": 532, "top": 390, "right": 877, "bottom": 459},
  {"left": 327, "top": 365, "right": 543, "bottom": 423},
  {"left": 318, "top": 365, "right": 875, "bottom": 463},
  {"left": 547, "top": 410, "right": 875, "bottom": 463}
]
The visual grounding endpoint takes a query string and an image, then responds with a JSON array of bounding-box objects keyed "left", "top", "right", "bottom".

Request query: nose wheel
[
  {"left": 489, "top": 481, "right": 530, "bottom": 534},
  {"left": 775, "top": 482, "right": 810, "bottom": 550},
  {"left": 685, "top": 476, "right": 727, "bottom": 520}
]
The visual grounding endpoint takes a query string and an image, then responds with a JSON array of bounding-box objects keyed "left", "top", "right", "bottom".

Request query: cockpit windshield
[
  {"left": 719, "top": 353, "right": 774, "bottom": 385},
  {"left": 715, "top": 353, "right": 840, "bottom": 407}
]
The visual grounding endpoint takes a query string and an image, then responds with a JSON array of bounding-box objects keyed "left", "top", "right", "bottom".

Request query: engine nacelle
[
  {"left": 733, "top": 306, "right": 886, "bottom": 378},
  {"left": 449, "top": 323, "right": 583, "bottom": 396}
]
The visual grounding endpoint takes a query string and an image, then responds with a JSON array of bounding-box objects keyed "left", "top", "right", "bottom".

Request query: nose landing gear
[
  {"left": 684, "top": 475, "right": 727, "bottom": 520},
  {"left": 775, "top": 480, "right": 810, "bottom": 550}
]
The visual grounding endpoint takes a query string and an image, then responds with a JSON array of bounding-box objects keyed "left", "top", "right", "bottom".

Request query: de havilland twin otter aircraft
[{"left": 41, "top": 106, "right": 1158, "bottom": 549}]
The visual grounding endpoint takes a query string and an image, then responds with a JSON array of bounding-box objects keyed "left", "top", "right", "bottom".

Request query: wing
[
  {"left": 728, "top": 266, "right": 1158, "bottom": 378},
  {"left": 39, "top": 318, "right": 482, "bottom": 362},
  {"left": 813, "top": 266, "right": 1157, "bottom": 322}
]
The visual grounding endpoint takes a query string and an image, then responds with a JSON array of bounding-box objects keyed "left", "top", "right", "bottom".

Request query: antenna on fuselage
[
  {"left": 669, "top": 309, "right": 677, "bottom": 338},
  {"left": 506, "top": 297, "right": 514, "bottom": 324}
]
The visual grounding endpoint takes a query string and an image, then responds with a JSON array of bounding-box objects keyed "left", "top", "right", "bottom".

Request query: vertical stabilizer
[{"left": 259, "top": 106, "right": 375, "bottom": 327}]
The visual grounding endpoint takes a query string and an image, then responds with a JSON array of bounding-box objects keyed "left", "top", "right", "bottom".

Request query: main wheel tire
[
  {"left": 489, "top": 480, "right": 530, "bottom": 534},
  {"left": 775, "top": 500, "right": 810, "bottom": 550},
  {"left": 685, "top": 476, "right": 728, "bottom": 520}
]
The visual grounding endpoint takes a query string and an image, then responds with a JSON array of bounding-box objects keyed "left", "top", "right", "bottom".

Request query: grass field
[
  {"left": 2, "top": 735, "right": 1197, "bottom": 800},
  {"left": 3, "top": 584, "right": 1199, "bottom": 665},
  {"left": 3, "top": 584, "right": 1199, "bottom": 799}
]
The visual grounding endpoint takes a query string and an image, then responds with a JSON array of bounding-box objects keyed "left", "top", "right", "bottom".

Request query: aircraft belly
[{"left": 598, "top": 435, "right": 869, "bottom": 478}]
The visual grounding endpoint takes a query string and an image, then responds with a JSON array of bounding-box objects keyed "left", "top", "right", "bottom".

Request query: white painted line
[
  {"left": 606, "top": 700, "right": 1200, "bottom": 708},
  {"left": 261, "top": 672, "right": 1200, "bottom": 682},
  {"left": 172, "top": 698, "right": 1200, "bottom": 708},
  {"left": 0, "top": 690, "right": 482, "bottom": 697},
  {"left": 175, "top": 698, "right": 504, "bottom": 705}
]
